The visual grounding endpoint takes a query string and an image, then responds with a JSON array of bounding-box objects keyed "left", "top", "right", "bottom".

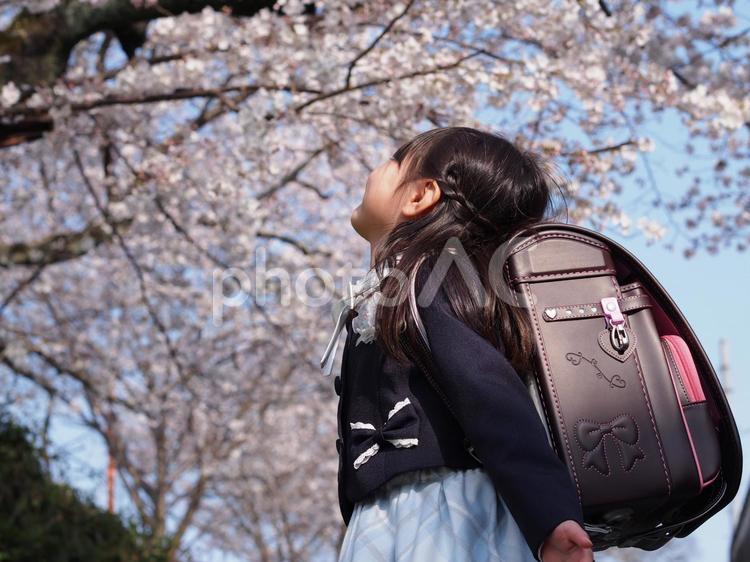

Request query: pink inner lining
[
  {"left": 662, "top": 335, "right": 706, "bottom": 402},
  {"left": 661, "top": 335, "right": 715, "bottom": 489},
  {"left": 619, "top": 276, "right": 718, "bottom": 489},
  {"left": 664, "top": 358, "right": 706, "bottom": 489}
]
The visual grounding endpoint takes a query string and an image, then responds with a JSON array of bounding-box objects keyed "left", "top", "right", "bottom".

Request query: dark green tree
[{"left": 0, "top": 414, "right": 167, "bottom": 562}]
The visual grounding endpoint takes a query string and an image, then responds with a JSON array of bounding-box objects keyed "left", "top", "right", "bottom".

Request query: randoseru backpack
[{"left": 408, "top": 221, "right": 743, "bottom": 554}]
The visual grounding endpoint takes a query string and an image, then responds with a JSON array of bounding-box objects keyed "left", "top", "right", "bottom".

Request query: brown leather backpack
[{"left": 411, "top": 222, "right": 743, "bottom": 553}]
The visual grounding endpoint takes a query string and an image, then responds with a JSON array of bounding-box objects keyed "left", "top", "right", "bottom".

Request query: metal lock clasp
[{"left": 601, "top": 297, "right": 629, "bottom": 352}]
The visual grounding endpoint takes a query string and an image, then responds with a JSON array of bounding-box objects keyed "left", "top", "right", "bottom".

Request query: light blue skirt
[{"left": 337, "top": 466, "right": 538, "bottom": 562}]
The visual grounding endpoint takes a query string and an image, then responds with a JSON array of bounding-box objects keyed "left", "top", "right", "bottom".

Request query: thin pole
[{"left": 107, "top": 434, "right": 116, "bottom": 513}]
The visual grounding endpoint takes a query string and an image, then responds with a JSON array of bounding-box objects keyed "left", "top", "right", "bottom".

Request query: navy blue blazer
[{"left": 333, "top": 266, "right": 585, "bottom": 560}]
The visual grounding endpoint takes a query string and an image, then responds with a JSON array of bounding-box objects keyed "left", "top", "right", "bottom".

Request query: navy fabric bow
[{"left": 349, "top": 398, "right": 420, "bottom": 469}]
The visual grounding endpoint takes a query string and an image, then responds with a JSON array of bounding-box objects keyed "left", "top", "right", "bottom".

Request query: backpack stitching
[
  {"left": 611, "top": 276, "right": 672, "bottom": 495},
  {"left": 523, "top": 281, "right": 583, "bottom": 501}
]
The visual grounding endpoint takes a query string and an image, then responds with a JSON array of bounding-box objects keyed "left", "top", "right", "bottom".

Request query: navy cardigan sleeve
[{"left": 416, "top": 282, "right": 585, "bottom": 561}]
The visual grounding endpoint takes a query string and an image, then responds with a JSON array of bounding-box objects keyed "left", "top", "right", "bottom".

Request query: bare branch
[
  {"left": 256, "top": 230, "right": 332, "bottom": 257},
  {"left": 292, "top": 50, "right": 484, "bottom": 114},
  {"left": 0, "top": 217, "right": 133, "bottom": 267},
  {"left": 0, "top": 0, "right": 278, "bottom": 88},
  {"left": 343, "top": 0, "right": 417, "bottom": 89},
  {"left": 560, "top": 139, "right": 636, "bottom": 157},
  {"left": 256, "top": 144, "right": 331, "bottom": 199}
]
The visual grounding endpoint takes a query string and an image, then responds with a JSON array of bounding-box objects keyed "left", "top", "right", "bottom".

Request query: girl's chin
[{"left": 350, "top": 207, "right": 369, "bottom": 240}]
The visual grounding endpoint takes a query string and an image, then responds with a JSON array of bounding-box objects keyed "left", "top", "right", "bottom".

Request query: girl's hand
[{"left": 540, "top": 519, "right": 594, "bottom": 562}]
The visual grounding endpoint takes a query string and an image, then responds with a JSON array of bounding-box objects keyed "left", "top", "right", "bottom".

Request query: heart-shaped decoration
[{"left": 597, "top": 327, "right": 637, "bottom": 362}]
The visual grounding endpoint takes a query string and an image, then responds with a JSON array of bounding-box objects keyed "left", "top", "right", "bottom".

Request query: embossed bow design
[
  {"left": 349, "top": 397, "right": 420, "bottom": 470},
  {"left": 575, "top": 414, "right": 645, "bottom": 475}
]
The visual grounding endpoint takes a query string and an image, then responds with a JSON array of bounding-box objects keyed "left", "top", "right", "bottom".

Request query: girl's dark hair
[{"left": 372, "top": 126, "right": 568, "bottom": 374}]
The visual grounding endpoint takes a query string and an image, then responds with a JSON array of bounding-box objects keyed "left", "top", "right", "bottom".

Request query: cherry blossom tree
[{"left": 0, "top": 0, "right": 748, "bottom": 560}]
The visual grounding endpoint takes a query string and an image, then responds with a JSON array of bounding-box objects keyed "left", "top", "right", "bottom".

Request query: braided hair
[{"left": 371, "top": 126, "right": 568, "bottom": 373}]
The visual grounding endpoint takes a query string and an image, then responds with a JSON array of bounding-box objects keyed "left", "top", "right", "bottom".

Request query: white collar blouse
[{"left": 319, "top": 261, "right": 392, "bottom": 376}]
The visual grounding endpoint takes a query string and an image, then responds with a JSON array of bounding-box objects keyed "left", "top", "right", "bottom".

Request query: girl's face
[{"left": 350, "top": 158, "right": 408, "bottom": 244}]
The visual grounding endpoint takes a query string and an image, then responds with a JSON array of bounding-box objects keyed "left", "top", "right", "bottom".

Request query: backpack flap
[
  {"left": 504, "top": 224, "right": 742, "bottom": 551},
  {"left": 588, "top": 228, "right": 742, "bottom": 543}
]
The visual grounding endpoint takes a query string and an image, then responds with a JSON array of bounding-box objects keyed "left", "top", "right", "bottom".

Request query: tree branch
[
  {"left": 0, "top": 217, "right": 133, "bottom": 267},
  {"left": 343, "top": 0, "right": 417, "bottom": 89},
  {"left": 291, "top": 50, "right": 483, "bottom": 114},
  {"left": 256, "top": 230, "right": 331, "bottom": 257},
  {"left": 0, "top": 0, "right": 278, "bottom": 89}
]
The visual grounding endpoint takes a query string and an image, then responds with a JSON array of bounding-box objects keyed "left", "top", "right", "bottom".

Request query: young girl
[{"left": 321, "top": 127, "right": 595, "bottom": 562}]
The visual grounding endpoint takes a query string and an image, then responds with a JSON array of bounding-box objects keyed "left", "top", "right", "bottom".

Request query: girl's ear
[{"left": 401, "top": 179, "right": 442, "bottom": 219}]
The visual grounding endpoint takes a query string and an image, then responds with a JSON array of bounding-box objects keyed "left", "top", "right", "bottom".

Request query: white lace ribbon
[{"left": 319, "top": 264, "right": 391, "bottom": 376}]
